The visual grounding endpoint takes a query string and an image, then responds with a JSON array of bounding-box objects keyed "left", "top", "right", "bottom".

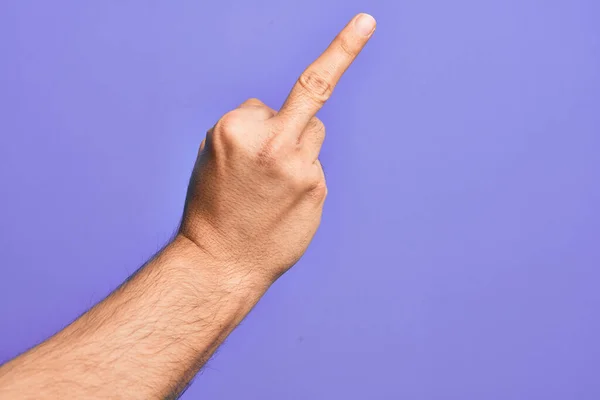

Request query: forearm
[
  {"left": 0, "top": 235, "right": 268, "bottom": 399},
  {"left": 0, "top": 13, "right": 374, "bottom": 398}
]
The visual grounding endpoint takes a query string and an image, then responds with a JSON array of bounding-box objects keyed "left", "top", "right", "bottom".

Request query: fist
[{"left": 179, "top": 13, "right": 376, "bottom": 285}]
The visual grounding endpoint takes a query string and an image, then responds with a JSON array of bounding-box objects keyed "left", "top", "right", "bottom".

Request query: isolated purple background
[{"left": 1, "top": 1, "right": 599, "bottom": 398}]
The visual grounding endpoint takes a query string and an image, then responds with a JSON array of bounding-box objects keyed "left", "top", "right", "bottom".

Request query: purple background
[{"left": 1, "top": 1, "right": 599, "bottom": 398}]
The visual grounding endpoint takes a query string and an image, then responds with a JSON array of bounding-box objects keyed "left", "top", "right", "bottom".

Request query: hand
[{"left": 179, "top": 13, "right": 376, "bottom": 285}]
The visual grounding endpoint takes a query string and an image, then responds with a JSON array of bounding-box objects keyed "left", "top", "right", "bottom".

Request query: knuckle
[
  {"left": 255, "top": 107, "right": 275, "bottom": 120},
  {"left": 298, "top": 70, "right": 333, "bottom": 104},
  {"left": 242, "top": 97, "right": 263, "bottom": 107},
  {"left": 293, "top": 170, "right": 318, "bottom": 193},
  {"left": 216, "top": 110, "right": 245, "bottom": 136},
  {"left": 278, "top": 160, "right": 311, "bottom": 191},
  {"left": 288, "top": 173, "right": 306, "bottom": 191},
  {"left": 312, "top": 118, "right": 326, "bottom": 136},
  {"left": 305, "top": 118, "right": 326, "bottom": 148},
  {"left": 337, "top": 36, "right": 358, "bottom": 58},
  {"left": 213, "top": 111, "right": 251, "bottom": 150},
  {"left": 241, "top": 98, "right": 275, "bottom": 119},
  {"left": 308, "top": 180, "right": 328, "bottom": 201}
]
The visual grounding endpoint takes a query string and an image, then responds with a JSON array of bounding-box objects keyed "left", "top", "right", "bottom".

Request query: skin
[{"left": 0, "top": 13, "right": 376, "bottom": 399}]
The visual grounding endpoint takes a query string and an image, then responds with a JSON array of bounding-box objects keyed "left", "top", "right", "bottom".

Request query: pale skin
[{"left": 0, "top": 13, "right": 376, "bottom": 399}]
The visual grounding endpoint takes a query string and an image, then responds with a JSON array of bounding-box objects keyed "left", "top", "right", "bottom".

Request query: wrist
[{"left": 167, "top": 233, "right": 272, "bottom": 303}]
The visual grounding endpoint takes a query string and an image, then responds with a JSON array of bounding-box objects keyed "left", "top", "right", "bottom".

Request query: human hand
[{"left": 179, "top": 13, "right": 376, "bottom": 286}]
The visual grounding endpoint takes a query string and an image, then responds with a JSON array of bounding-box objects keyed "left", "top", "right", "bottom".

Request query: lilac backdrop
[{"left": 1, "top": 1, "right": 599, "bottom": 399}]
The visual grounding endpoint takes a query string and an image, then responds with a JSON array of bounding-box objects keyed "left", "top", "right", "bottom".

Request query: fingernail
[{"left": 355, "top": 13, "right": 376, "bottom": 37}]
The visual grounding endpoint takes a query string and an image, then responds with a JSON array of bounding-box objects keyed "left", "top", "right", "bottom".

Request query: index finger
[{"left": 275, "top": 13, "right": 376, "bottom": 134}]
